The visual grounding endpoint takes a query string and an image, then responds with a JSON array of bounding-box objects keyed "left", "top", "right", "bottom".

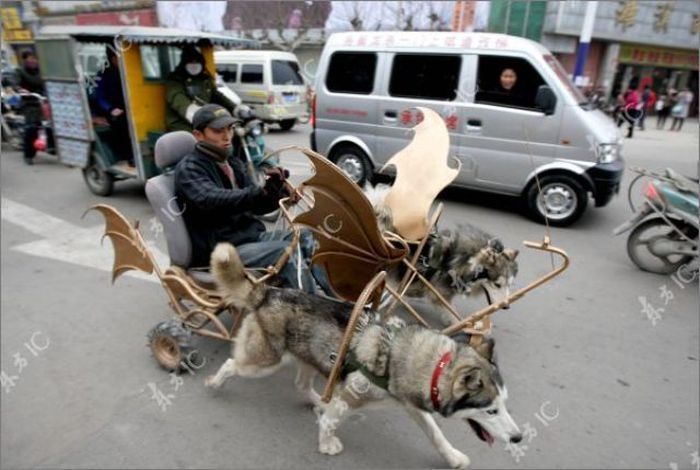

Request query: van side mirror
[{"left": 535, "top": 85, "right": 556, "bottom": 115}]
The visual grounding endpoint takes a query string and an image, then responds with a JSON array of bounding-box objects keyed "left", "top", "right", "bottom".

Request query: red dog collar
[{"left": 430, "top": 351, "right": 453, "bottom": 411}]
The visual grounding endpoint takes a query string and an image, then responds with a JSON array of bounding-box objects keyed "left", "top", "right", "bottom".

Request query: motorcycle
[
  {"left": 614, "top": 166, "right": 699, "bottom": 276},
  {"left": 232, "top": 104, "right": 280, "bottom": 222},
  {"left": 1, "top": 88, "right": 55, "bottom": 154}
]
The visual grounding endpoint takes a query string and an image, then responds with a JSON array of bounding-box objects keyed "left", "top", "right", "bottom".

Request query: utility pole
[{"left": 573, "top": 1, "right": 598, "bottom": 87}]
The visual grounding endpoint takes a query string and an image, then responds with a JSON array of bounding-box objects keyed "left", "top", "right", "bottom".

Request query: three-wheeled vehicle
[
  {"left": 34, "top": 26, "right": 258, "bottom": 196},
  {"left": 88, "top": 108, "right": 570, "bottom": 402}
]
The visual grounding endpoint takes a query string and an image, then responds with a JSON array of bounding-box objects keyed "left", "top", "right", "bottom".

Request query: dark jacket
[
  {"left": 94, "top": 66, "right": 125, "bottom": 116},
  {"left": 174, "top": 146, "right": 279, "bottom": 268},
  {"left": 165, "top": 69, "right": 236, "bottom": 132},
  {"left": 17, "top": 66, "right": 44, "bottom": 94},
  {"left": 17, "top": 66, "right": 45, "bottom": 124}
]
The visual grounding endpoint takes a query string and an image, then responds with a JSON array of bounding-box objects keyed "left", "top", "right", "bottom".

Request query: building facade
[{"left": 540, "top": 0, "right": 699, "bottom": 114}]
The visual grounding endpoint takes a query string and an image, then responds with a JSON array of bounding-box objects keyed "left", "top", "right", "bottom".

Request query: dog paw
[
  {"left": 319, "top": 436, "right": 344, "bottom": 455},
  {"left": 204, "top": 375, "right": 221, "bottom": 389},
  {"left": 446, "top": 450, "right": 470, "bottom": 469}
]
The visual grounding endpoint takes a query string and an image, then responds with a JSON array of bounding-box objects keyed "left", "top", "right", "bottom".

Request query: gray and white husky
[
  {"left": 205, "top": 243, "right": 522, "bottom": 469},
  {"left": 366, "top": 184, "right": 519, "bottom": 323}
]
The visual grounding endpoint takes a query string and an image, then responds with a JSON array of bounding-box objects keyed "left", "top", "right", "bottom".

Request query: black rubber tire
[
  {"left": 82, "top": 160, "right": 114, "bottom": 197},
  {"left": 279, "top": 119, "right": 296, "bottom": 131},
  {"left": 147, "top": 320, "right": 196, "bottom": 372},
  {"left": 626, "top": 218, "right": 697, "bottom": 274},
  {"left": 329, "top": 144, "right": 372, "bottom": 186},
  {"left": 525, "top": 174, "right": 588, "bottom": 227}
]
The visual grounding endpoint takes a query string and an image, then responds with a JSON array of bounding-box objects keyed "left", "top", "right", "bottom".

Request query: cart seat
[
  {"left": 146, "top": 131, "right": 196, "bottom": 269},
  {"left": 187, "top": 269, "right": 217, "bottom": 289}
]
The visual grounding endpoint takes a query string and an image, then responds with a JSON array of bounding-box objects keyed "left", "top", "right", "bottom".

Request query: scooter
[
  {"left": 1, "top": 89, "right": 55, "bottom": 154},
  {"left": 614, "top": 166, "right": 699, "bottom": 276},
  {"left": 232, "top": 104, "right": 280, "bottom": 221}
]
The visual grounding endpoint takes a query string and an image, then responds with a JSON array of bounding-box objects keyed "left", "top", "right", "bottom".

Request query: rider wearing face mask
[{"left": 165, "top": 45, "right": 237, "bottom": 132}]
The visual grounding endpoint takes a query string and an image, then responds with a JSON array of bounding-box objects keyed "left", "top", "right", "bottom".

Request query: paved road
[{"left": 2, "top": 120, "right": 698, "bottom": 469}]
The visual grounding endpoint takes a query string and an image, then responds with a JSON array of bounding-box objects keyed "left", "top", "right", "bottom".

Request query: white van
[
  {"left": 311, "top": 31, "right": 624, "bottom": 226},
  {"left": 215, "top": 50, "right": 306, "bottom": 130}
]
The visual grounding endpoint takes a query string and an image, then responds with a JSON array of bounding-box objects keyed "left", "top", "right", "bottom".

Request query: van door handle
[
  {"left": 384, "top": 110, "right": 397, "bottom": 120},
  {"left": 466, "top": 119, "right": 482, "bottom": 131}
]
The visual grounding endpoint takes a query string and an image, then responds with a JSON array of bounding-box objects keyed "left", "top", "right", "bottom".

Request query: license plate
[{"left": 282, "top": 94, "right": 298, "bottom": 104}]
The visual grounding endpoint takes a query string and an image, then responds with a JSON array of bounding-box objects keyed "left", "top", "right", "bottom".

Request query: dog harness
[
  {"left": 418, "top": 232, "right": 491, "bottom": 293},
  {"left": 340, "top": 321, "right": 401, "bottom": 391},
  {"left": 430, "top": 351, "right": 453, "bottom": 411}
]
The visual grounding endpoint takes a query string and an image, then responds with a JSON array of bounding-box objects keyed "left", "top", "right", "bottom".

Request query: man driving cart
[{"left": 174, "top": 104, "right": 330, "bottom": 294}]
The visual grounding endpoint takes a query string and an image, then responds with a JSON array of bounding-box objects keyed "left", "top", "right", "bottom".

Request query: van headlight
[{"left": 597, "top": 144, "right": 619, "bottom": 163}]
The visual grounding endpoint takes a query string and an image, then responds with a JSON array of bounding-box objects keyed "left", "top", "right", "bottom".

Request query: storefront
[
  {"left": 1, "top": 4, "right": 37, "bottom": 65},
  {"left": 540, "top": 1, "right": 700, "bottom": 115},
  {"left": 611, "top": 43, "right": 698, "bottom": 116}
]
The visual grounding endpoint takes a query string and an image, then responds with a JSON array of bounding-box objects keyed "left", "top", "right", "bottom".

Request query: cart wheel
[
  {"left": 83, "top": 160, "right": 114, "bottom": 196},
  {"left": 147, "top": 320, "right": 194, "bottom": 371}
]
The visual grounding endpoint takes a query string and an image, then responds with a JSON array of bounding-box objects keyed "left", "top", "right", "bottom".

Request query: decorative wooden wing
[
  {"left": 292, "top": 148, "right": 407, "bottom": 302},
  {"left": 84, "top": 204, "right": 155, "bottom": 283},
  {"left": 381, "top": 107, "right": 460, "bottom": 241}
]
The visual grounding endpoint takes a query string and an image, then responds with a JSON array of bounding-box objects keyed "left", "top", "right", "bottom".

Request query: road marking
[{"left": 1, "top": 198, "right": 168, "bottom": 283}]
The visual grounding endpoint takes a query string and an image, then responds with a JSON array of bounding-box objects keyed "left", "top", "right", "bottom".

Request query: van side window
[
  {"left": 389, "top": 54, "right": 461, "bottom": 101},
  {"left": 241, "top": 64, "right": 263, "bottom": 84},
  {"left": 474, "top": 56, "right": 547, "bottom": 111},
  {"left": 272, "top": 60, "right": 304, "bottom": 85},
  {"left": 326, "top": 52, "right": 377, "bottom": 95},
  {"left": 217, "top": 64, "right": 238, "bottom": 83}
]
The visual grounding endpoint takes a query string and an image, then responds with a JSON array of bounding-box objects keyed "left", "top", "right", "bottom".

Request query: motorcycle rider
[{"left": 165, "top": 45, "right": 237, "bottom": 132}]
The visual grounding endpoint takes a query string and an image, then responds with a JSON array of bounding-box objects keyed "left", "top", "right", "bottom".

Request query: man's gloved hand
[
  {"left": 263, "top": 166, "right": 289, "bottom": 181},
  {"left": 262, "top": 166, "right": 286, "bottom": 197},
  {"left": 262, "top": 166, "right": 300, "bottom": 203}
]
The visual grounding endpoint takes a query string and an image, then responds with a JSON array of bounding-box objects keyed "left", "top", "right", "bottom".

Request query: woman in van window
[{"left": 486, "top": 67, "right": 527, "bottom": 108}]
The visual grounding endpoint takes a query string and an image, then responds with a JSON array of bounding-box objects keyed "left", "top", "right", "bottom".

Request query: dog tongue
[{"left": 468, "top": 419, "right": 495, "bottom": 446}]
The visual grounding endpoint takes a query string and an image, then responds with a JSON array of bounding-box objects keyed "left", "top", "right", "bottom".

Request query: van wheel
[
  {"left": 279, "top": 119, "right": 296, "bottom": 131},
  {"left": 330, "top": 145, "right": 372, "bottom": 186},
  {"left": 525, "top": 175, "right": 587, "bottom": 227},
  {"left": 83, "top": 160, "right": 114, "bottom": 196}
]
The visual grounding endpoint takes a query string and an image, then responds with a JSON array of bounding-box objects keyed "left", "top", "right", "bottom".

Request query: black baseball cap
[{"left": 192, "top": 104, "right": 236, "bottom": 131}]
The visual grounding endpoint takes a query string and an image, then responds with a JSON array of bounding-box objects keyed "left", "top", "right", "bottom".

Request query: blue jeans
[{"left": 238, "top": 229, "right": 332, "bottom": 295}]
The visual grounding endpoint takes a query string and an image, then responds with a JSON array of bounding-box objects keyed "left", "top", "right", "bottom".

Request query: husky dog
[
  {"left": 366, "top": 184, "right": 519, "bottom": 321},
  {"left": 205, "top": 243, "right": 522, "bottom": 469}
]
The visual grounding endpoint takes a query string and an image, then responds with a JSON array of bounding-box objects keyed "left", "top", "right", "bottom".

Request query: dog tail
[{"left": 210, "top": 242, "right": 254, "bottom": 303}]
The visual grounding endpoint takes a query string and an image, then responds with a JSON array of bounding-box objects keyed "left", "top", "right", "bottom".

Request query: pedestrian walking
[
  {"left": 670, "top": 87, "right": 694, "bottom": 131},
  {"left": 617, "top": 79, "right": 641, "bottom": 138},
  {"left": 655, "top": 92, "right": 668, "bottom": 129},
  {"left": 638, "top": 85, "right": 653, "bottom": 130}
]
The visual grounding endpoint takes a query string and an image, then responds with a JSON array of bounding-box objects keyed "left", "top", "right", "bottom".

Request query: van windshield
[
  {"left": 272, "top": 60, "right": 304, "bottom": 86},
  {"left": 543, "top": 54, "right": 588, "bottom": 106}
]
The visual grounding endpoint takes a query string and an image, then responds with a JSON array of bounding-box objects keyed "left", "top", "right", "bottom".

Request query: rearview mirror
[{"left": 535, "top": 85, "right": 556, "bottom": 115}]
